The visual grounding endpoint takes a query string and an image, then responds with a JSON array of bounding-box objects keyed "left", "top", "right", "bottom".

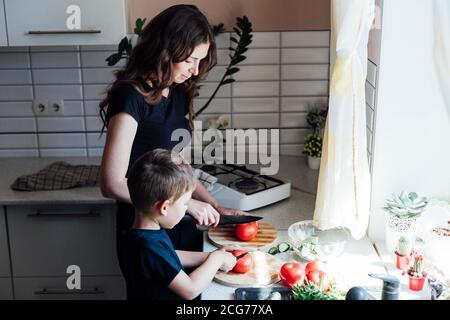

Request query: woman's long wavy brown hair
[{"left": 99, "top": 4, "right": 217, "bottom": 132}]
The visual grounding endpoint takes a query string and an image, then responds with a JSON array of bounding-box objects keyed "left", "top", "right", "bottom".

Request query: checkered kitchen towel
[{"left": 11, "top": 161, "right": 100, "bottom": 191}]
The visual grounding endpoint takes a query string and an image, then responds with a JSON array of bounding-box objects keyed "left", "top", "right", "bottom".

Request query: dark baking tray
[{"left": 235, "top": 287, "right": 293, "bottom": 300}]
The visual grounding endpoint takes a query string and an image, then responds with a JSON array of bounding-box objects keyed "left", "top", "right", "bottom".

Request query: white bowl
[{"left": 288, "top": 220, "right": 349, "bottom": 261}]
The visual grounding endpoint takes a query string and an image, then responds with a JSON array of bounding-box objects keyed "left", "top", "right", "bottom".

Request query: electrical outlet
[
  {"left": 32, "top": 100, "right": 49, "bottom": 116},
  {"left": 49, "top": 100, "right": 65, "bottom": 115}
]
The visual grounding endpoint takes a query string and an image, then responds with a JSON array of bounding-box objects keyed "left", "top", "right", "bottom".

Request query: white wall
[{"left": 368, "top": 0, "right": 450, "bottom": 241}]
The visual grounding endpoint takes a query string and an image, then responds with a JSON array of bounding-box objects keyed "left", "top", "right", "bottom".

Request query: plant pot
[
  {"left": 408, "top": 274, "right": 426, "bottom": 291},
  {"left": 395, "top": 252, "right": 410, "bottom": 270},
  {"left": 384, "top": 214, "right": 419, "bottom": 253},
  {"left": 307, "top": 156, "right": 321, "bottom": 170}
]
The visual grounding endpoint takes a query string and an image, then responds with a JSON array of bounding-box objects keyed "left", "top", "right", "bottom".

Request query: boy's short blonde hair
[{"left": 127, "top": 149, "right": 196, "bottom": 213}]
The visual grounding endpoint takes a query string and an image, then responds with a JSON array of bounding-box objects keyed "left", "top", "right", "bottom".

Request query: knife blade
[
  {"left": 218, "top": 215, "right": 262, "bottom": 226},
  {"left": 235, "top": 252, "right": 250, "bottom": 259}
]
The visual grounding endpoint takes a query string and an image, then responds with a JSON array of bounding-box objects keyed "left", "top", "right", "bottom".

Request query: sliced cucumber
[
  {"left": 268, "top": 247, "right": 279, "bottom": 255},
  {"left": 277, "top": 242, "right": 291, "bottom": 253}
]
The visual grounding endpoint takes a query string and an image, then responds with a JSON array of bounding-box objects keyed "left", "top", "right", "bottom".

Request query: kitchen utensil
[
  {"left": 346, "top": 274, "right": 399, "bottom": 300},
  {"left": 234, "top": 252, "right": 249, "bottom": 260},
  {"left": 208, "top": 222, "right": 277, "bottom": 249},
  {"left": 235, "top": 287, "right": 292, "bottom": 300},
  {"left": 288, "top": 220, "right": 349, "bottom": 261},
  {"left": 218, "top": 214, "right": 262, "bottom": 226},
  {"left": 214, "top": 251, "right": 283, "bottom": 287}
]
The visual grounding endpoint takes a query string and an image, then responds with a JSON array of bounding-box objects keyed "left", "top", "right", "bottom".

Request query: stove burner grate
[
  {"left": 201, "top": 165, "right": 217, "bottom": 173},
  {"left": 229, "top": 177, "right": 266, "bottom": 192}
]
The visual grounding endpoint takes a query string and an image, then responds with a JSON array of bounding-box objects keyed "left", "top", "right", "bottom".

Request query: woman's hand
[
  {"left": 215, "top": 205, "right": 250, "bottom": 217},
  {"left": 186, "top": 199, "right": 221, "bottom": 226}
]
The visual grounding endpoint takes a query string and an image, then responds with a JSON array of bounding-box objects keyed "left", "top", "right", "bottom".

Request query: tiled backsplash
[{"left": 0, "top": 31, "right": 330, "bottom": 158}]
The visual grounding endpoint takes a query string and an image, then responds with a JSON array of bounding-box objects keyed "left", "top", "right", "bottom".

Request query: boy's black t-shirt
[{"left": 121, "top": 228, "right": 184, "bottom": 300}]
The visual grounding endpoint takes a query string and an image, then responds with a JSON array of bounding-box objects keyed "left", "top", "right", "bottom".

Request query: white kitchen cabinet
[
  {"left": 0, "top": 1, "right": 7, "bottom": 46},
  {"left": 4, "top": 0, "right": 126, "bottom": 46},
  {"left": 14, "top": 276, "right": 125, "bottom": 300},
  {"left": 7, "top": 204, "right": 122, "bottom": 277}
]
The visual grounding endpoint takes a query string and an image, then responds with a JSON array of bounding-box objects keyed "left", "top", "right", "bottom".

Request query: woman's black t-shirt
[
  {"left": 106, "top": 83, "right": 191, "bottom": 169},
  {"left": 105, "top": 83, "right": 195, "bottom": 248}
]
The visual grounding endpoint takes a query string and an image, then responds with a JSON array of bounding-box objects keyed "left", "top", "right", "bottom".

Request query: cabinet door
[
  {"left": 0, "top": 278, "right": 13, "bottom": 299},
  {"left": 7, "top": 204, "right": 121, "bottom": 277},
  {"left": 0, "top": 207, "right": 11, "bottom": 277},
  {"left": 14, "top": 276, "right": 126, "bottom": 300},
  {"left": 4, "top": 0, "right": 126, "bottom": 46},
  {"left": 0, "top": 0, "right": 7, "bottom": 46}
]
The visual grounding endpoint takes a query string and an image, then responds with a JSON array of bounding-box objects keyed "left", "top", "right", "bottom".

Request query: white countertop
[
  {"left": 0, "top": 157, "right": 113, "bottom": 205},
  {"left": 202, "top": 230, "right": 388, "bottom": 300},
  {"left": 0, "top": 155, "right": 315, "bottom": 208}
]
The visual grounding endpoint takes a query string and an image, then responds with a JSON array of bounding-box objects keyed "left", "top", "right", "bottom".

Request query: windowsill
[{"left": 374, "top": 241, "right": 436, "bottom": 300}]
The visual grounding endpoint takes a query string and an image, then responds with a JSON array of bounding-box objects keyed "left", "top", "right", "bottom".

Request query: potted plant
[
  {"left": 306, "top": 107, "right": 328, "bottom": 136},
  {"left": 395, "top": 235, "right": 411, "bottom": 270},
  {"left": 383, "top": 191, "right": 428, "bottom": 252},
  {"left": 407, "top": 253, "right": 427, "bottom": 291},
  {"left": 303, "top": 133, "right": 322, "bottom": 170}
]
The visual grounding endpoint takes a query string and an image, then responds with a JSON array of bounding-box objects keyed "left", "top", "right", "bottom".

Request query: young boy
[{"left": 123, "top": 148, "right": 236, "bottom": 300}]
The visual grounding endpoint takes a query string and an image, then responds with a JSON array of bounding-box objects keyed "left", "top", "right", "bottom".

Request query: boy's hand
[
  {"left": 211, "top": 250, "right": 237, "bottom": 272},
  {"left": 219, "top": 244, "right": 243, "bottom": 252},
  {"left": 219, "top": 251, "right": 237, "bottom": 272}
]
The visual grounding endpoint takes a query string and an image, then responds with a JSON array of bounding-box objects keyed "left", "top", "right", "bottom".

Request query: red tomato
[
  {"left": 305, "top": 260, "right": 328, "bottom": 274},
  {"left": 234, "top": 222, "right": 259, "bottom": 241},
  {"left": 279, "top": 262, "right": 305, "bottom": 287},
  {"left": 231, "top": 250, "right": 253, "bottom": 273},
  {"left": 306, "top": 270, "right": 331, "bottom": 291}
]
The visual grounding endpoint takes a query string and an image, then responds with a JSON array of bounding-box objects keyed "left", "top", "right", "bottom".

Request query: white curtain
[
  {"left": 433, "top": 0, "right": 450, "bottom": 118},
  {"left": 313, "top": 0, "right": 375, "bottom": 239}
]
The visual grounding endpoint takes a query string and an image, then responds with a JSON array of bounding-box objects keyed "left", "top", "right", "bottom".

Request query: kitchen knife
[{"left": 218, "top": 215, "right": 262, "bottom": 226}]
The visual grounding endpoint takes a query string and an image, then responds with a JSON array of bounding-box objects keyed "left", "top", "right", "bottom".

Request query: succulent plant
[
  {"left": 383, "top": 191, "right": 428, "bottom": 219},
  {"left": 408, "top": 254, "right": 425, "bottom": 277},
  {"left": 396, "top": 236, "right": 411, "bottom": 256}
]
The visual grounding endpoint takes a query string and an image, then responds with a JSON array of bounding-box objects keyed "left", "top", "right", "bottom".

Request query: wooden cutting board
[
  {"left": 214, "top": 251, "right": 283, "bottom": 287},
  {"left": 208, "top": 222, "right": 277, "bottom": 249}
]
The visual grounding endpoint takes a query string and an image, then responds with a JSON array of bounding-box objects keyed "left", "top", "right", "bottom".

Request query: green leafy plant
[
  {"left": 105, "top": 18, "right": 146, "bottom": 66},
  {"left": 291, "top": 280, "right": 346, "bottom": 300},
  {"left": 306, "top": 107, "right": 328, "bottom": 133},
  {"left": 303, "top": 133, "right": 323, "bottom": 158},
  {"left": 383, "top": 191, "right": 428, "bottom": 219},
  {"left": 195, "top": 16, "right": 252, "bottom": 117},
  {"left": 105, "top": 17, "right": 253, "bottom": 118}
]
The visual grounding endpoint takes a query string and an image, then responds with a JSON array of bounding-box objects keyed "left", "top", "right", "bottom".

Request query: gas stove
[{"left": 194, "top": 163, "right": 291, "bottom": 211}]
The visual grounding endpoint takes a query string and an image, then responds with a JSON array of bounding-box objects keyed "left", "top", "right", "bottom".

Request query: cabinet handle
[
  {"left": 34, "top": 287, "right": 104, "bottom": 295},
  {"left": 27, "top": 30, "right": 101, "bottom": 35},
  {"left": 28, "top": 210, "right": 101, "bottom": 218}
]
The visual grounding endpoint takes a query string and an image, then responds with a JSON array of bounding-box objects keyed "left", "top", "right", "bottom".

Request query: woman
[{"left": 99, "top": 4, "right": 246, "bottom": 272}]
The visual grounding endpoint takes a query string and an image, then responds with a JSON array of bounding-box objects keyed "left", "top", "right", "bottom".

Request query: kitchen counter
[
  {"left": 202, "top": 230, "right": 388, "bottom": 300},
  {"left": 0, "top": 157, "right": 112, "bottom": 205},
  {"left": 0, "top": 156, "right": 317, "bottom": 209}
]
